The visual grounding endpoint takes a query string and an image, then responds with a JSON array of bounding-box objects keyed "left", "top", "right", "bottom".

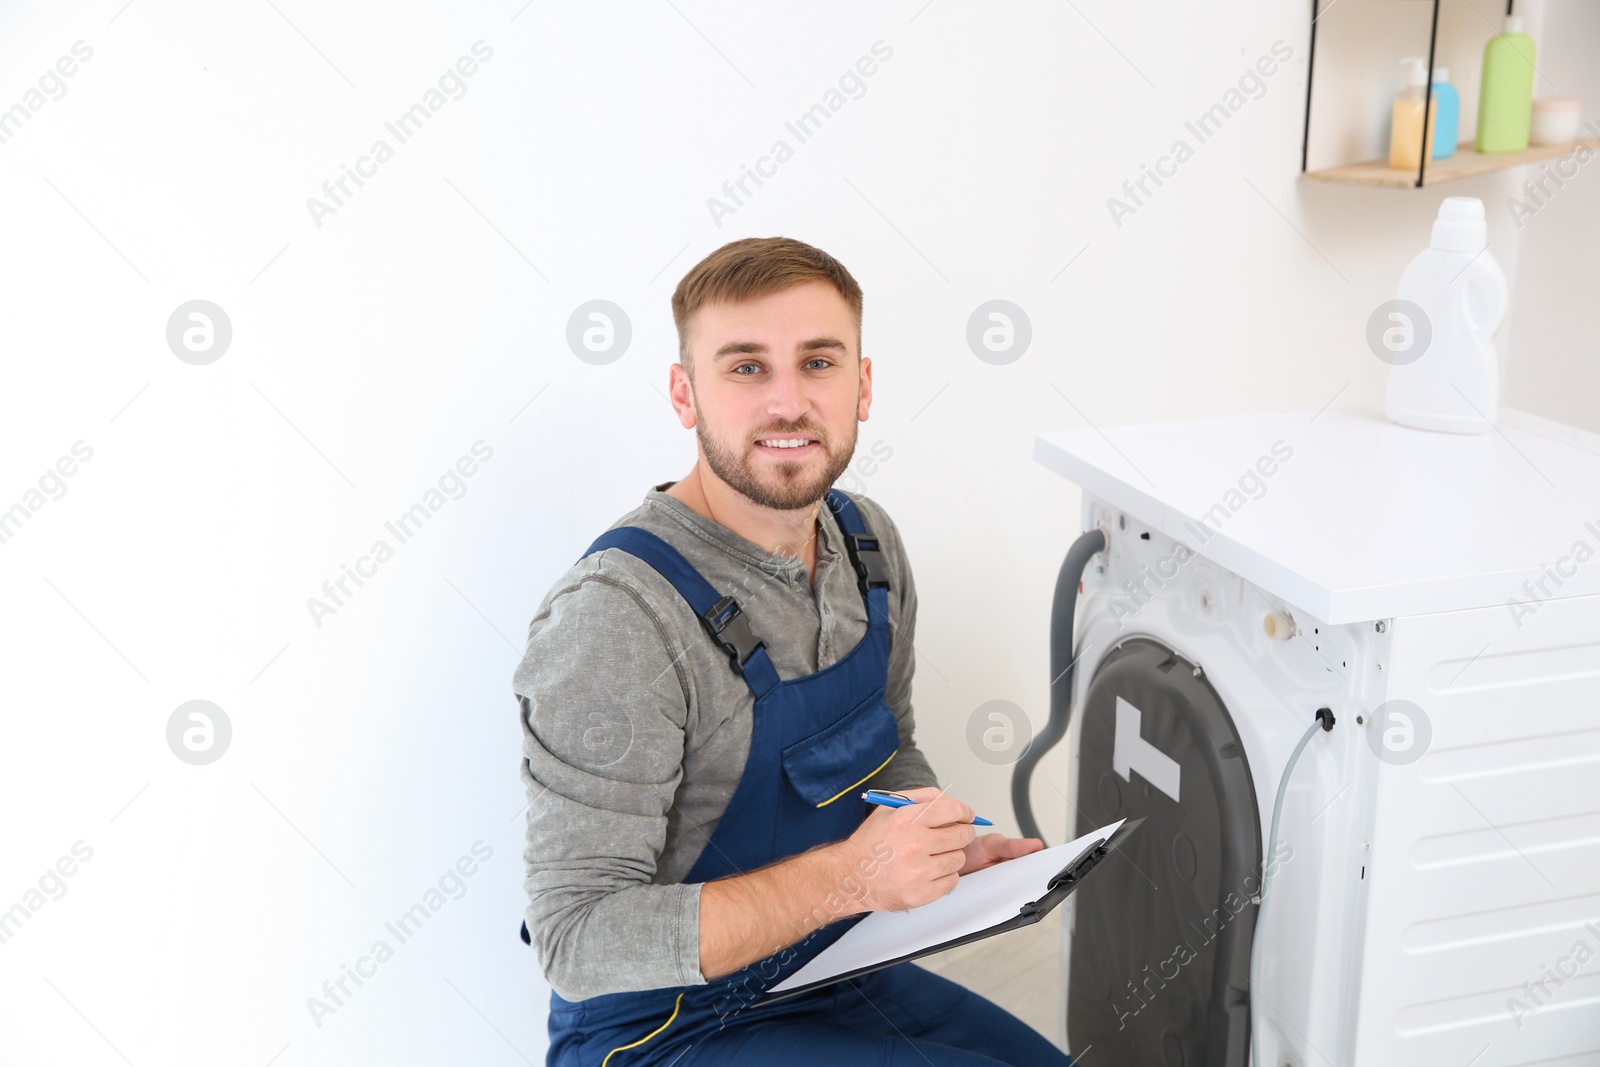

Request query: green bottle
[{"left": 1475, "top": 15, "right": 1536, "bottom": 153}]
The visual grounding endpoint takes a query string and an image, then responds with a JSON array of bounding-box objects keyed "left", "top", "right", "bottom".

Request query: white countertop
[{"left": 1034, "top": 406, "right": 1600, "bottom": 624}]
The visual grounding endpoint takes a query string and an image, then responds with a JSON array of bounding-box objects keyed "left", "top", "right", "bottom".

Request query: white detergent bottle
[{"left": 1384, "top": 196, "right": 1508, "bottom": 434}]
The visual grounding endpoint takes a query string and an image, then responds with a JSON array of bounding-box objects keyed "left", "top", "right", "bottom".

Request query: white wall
[
  {"left": 0, "top": 1, "right": 1582, "bottom": 1063},
  {"left": 1503, "top": 0, "right": 1600, "bottom": 439}
]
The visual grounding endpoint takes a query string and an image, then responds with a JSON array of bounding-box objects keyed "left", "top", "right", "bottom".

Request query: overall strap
[
  {"left": 581, "top": 527, "right": 782, "bottom": 698},
  {"left": 823, "top": 488, "right": 892, "bottom": 628}
]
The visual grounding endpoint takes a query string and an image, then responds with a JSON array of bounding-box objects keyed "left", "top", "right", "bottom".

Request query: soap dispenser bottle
[
  {"left": 1389, "top": 56, "right": 1437, "bottom": 170},
  {"left": 1476, "top": 15, "right": 1536, "bottom": 153},
  {"left": 1384, "top": 197, "right": 1508, "bottom": 434},
  {"left": 1430, "top": 67, "right": 1460, "bottom": 159}
]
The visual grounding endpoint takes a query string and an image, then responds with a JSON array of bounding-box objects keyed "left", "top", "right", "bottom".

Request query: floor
[{"left": 913, "top": 905, "right": 1070, "bottom": 1055}]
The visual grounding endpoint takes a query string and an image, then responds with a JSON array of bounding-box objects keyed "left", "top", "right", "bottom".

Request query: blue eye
[{"left": 730, "top": 357, "right": 834, "bottom": 374}]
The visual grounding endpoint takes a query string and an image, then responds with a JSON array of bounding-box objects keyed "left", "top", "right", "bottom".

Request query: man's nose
[{"left": 762, "top": 367, "right": 810, "bottom": 423}]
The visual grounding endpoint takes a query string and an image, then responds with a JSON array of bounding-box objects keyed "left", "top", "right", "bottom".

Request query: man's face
[{"left": 671, "top": 280, "right": 872, "bottom": 511}]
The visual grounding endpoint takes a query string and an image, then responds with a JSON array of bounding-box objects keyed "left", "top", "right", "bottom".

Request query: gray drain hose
[
  {"left": 1011, "top": 526, "right": 1107, "bottom": 845},
  {"left": 1250, "top": 708, "right": 1333, "bottom": 1067}
]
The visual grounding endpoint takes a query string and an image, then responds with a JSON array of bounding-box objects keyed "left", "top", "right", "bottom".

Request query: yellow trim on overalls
[
  {"left": 815, "top": 748, "right": 899, "bottom": 808},
  {"left": 600, "top": 992, "right": 685, "bottom": 1066}
]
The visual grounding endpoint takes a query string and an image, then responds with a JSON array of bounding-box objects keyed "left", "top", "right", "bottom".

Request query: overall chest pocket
[{"left": 780, "top": 690, "right": 900, "bottom": 808}]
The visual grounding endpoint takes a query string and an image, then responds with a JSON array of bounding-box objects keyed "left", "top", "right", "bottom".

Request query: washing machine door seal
[{"left": 1068, "top": 637, "right": 1262, "bottom": 1067}]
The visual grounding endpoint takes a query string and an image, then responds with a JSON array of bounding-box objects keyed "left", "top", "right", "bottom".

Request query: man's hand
[
  {"left": 833, "top": 785, "right": 1044, "bottom": 911},
  {"left": 956, "top": 831, "right": 1044, "bottom": 874},
  {"left": 697, "top": 787, "right": 977, "bottom": 978},
  {"left": 891, "top": 786, "right": 1044, "bottom": 876},
  {"left": 835, "top": 785, "right": 977, "bottom": 912}
]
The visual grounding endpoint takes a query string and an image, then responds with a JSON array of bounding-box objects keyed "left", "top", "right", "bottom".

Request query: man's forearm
[{"left": 697, "top": 840, "right": 878, "bottom": 980}]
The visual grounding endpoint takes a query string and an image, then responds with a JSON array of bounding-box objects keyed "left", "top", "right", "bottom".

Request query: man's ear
[
  {"left": 857, "top": 355, "right": 873, "bottom": 422},
  {"left": 668, "top": 363, "right": 698, "bottom": 429}
]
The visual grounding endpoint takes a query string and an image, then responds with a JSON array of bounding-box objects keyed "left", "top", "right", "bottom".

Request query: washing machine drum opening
[{"left": 1069, "top": 637, "right": 1262, "bottom": 1067}]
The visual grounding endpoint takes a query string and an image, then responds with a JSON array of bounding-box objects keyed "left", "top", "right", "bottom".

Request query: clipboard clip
[
  {"left": 1019, "top": 819, "right": 1144, "bottom": 918},
  {"left": 1018, "top": 838, "right": 1106, "bottom": 918},
  {"left": 1047, "top": 838, "right": 1110, "bottom": 892}
]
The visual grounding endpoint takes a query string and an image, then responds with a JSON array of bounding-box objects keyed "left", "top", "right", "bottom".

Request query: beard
[{"left": 695, "top": 408, "right": 857, "bottom": 511}]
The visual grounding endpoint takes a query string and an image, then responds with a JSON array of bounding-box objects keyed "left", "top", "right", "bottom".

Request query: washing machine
[{"left": 1018, "top": 407, "right": 1600, "bottom": 1066}]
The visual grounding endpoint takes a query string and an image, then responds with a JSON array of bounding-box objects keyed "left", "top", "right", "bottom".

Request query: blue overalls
[{"left": 524, "top": 489, "right": 1075, "bottom": 1067}]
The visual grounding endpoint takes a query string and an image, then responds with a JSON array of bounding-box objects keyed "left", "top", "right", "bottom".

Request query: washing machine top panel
[{"left": 1035, "top": 406, "right": 1600, "bottom": 624}]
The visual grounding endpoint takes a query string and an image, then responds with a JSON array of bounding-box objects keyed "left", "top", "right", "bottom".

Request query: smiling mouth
[{"left": 753, "top": 435, "right": 820, "bottom": 453}]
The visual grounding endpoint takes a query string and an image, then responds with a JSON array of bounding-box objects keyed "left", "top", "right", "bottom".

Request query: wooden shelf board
[{"left": 1302, "top": 138, "right": 1599, "bottom": 188}]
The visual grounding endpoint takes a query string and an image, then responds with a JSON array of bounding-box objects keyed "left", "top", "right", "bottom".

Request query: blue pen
[{"left": 861, "top": 789, "right": 993, "bottom": 826}]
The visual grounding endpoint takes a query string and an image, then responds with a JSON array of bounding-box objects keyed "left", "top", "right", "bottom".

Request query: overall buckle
[
  {"left": 701, "top": 595, "right": 765, "bottom": 675},
  {"left": 843, "top": 533, "right": 890, "bottom": 597}
]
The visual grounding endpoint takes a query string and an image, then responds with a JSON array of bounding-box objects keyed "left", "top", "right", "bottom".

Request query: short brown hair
[{"left": 671, "top": 237, "right": 864, "bottom": 375}]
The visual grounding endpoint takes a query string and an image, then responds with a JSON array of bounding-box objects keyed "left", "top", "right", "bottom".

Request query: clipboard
[{"left": 759, "top": 817, "right": 1144, "bottom": 1004}]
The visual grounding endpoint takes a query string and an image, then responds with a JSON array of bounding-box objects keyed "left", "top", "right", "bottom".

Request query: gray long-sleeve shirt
[{"left": 515, "top": 485, "right": 937, "bottom": 1002}]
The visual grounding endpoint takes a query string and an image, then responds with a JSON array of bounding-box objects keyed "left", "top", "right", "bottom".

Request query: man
[{"left": 515, "top": 237, "right": 1075, "bottom": 1066}]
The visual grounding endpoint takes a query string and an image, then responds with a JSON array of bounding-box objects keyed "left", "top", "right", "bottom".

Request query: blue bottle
[{"left": 1431, "top": 67, "right": 1460, "bottom": 159}]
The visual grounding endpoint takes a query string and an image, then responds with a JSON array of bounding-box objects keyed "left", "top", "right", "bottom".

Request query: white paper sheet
[{"left": 770, "top": 820, "right": 1125, "bottom": 992}]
